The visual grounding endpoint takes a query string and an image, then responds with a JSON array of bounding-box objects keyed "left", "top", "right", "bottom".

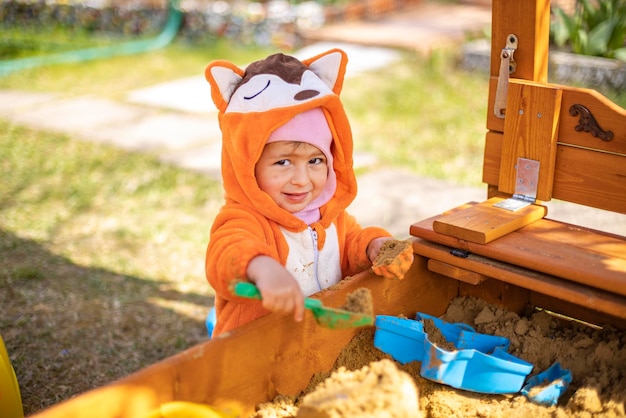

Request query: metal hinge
[
  {"left": 494, "top": 158, "right": 540, "bottom": 211},
  {"left": 511, "top": 193, "right": 536, "bottom": 204},
  {"left": 493, "top": 34, "right": 518, "bottom": 119}
]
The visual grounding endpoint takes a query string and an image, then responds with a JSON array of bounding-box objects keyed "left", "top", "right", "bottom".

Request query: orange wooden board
[
  {"left": 483, "top": 131, "right": 626, "bottom": 214},
  {"left": 498, "top": 80, "right": 562, "bottom": 201},
  {"left": 487, "top": 0, "right": 550, "bottom": 133},
  {"left": 427, "top": 259, "right": 488, "bottom": 285},
  {"left": 412, "top": 237, "right": 626, "bottom": 327},
  {"left": 413, "top": 204, "right": 626, "bottom": 297},
  {"left": 432, "top": 197, "right": 547, "bottom": 244}
]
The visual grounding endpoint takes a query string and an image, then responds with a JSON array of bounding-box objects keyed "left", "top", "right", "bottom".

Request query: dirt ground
[{"left": 253, "top": 296, "right": 626, "bottom": 417}]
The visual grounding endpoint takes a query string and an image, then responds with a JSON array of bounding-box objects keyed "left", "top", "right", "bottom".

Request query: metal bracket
[
  {"left": 494, "top": 158, "right": 539, "bottom": 211},
  {"left": 493, "top": 34, "right": 518, "bottom": 119}
]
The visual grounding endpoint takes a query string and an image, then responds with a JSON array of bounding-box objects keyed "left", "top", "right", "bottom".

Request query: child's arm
[
  {"left": 341, "top": 212, "right": 413, "bottom": 280},
  {"left": 341, "top": 211, "right": 392, "bottom": 274},
  {"left": 246, "top": 255, "right": 305, "bottom": 323}
]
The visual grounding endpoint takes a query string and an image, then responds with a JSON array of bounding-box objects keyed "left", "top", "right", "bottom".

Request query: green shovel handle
[
  {"left": 234, "top": 282, "right": 322, "bottom": 308},
  {"left": 233, "top": 282, "right": 372, "bottom": 330},
  {"left": 233, "top": 282, "right": 262, "bottom": 299}
]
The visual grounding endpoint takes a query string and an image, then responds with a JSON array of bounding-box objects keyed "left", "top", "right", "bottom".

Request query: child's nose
[{"left": 290, "top": 165, "right": 310, "bottom": 185}]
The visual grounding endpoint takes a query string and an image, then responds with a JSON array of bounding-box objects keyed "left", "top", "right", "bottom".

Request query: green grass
[
  {"left": 0, "top": 40, "right": 491, "bottom": 185},
  {"left": 0, "top": 42, "right": 269, "bottom": 410},
  {"left": 0, "top": 26, "right": 132, "bottom": 59},
  {"left": 342, "top": 50, "right": 489, "bottom": 185},
  {"left": 1, "top": 120, "right": 223, "bottom": 284},
  {"left": 0, "top": 120, "right": 224, "bottom": 414},
  {"left": 0, "top": 38, "right": 274, "bottom": 99}
]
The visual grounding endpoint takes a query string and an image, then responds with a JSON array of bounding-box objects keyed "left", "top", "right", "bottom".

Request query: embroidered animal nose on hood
[{"left": 205, "top": 48, "right": 357, "bottom": 232}]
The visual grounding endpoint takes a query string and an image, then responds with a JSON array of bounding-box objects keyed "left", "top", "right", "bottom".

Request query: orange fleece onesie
[{"left": 204, "top": 49, "right": 391, "bottom": 337}]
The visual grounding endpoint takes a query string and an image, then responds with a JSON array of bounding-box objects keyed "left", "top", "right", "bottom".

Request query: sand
[
  {"left": 340, "top": 288, "right": 374, "bottom": 317},
  {"left": 252, "top": 296, "right": 626, "bottom": 417}
]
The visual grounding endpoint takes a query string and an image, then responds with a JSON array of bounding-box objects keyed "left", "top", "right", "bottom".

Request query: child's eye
[
  {"left": 274, "top": 159, "right": 290, "bottom": 166},
  {"left": 310, "top": 157, "right": 325, "bottom": 165}
]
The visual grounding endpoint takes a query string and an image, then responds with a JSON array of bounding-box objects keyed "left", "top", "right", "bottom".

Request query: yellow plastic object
[
  {"left": 145, "top": 401, "right": 237, "bottom": 418},
  {"left": 0, "top": 334, "right": 23, "bottom": 418}
]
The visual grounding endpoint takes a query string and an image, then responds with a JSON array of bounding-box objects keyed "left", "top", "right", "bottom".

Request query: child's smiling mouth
[{"left": 284, "top": 192, "right": 308, "bottom": 202}]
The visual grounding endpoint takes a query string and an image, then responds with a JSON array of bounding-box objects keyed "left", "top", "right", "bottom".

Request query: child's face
[{"left": 255, "top": 141, "right": 329, "bottom": 213}]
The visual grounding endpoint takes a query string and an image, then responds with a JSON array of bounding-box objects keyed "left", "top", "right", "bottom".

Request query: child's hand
[
  {"left": 369, "top": 238, "right": 414, "bottom": 280},
  {"left": 367, "top": 237, "right": 390, "bottom": 262},
  {"left": 246, "top": 255, "right": 305, "bottom": 322}
]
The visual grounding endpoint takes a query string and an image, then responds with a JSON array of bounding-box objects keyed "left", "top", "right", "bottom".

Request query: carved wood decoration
[{"left": 569, "top": 104, "right": 614, "bottom": 142}]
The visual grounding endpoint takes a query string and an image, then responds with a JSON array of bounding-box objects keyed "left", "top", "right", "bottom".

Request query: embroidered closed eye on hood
[{"left": 205, "top": 49, "right": 357, "bottom": 233}]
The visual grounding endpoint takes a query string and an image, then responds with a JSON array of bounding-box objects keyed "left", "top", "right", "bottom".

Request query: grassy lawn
[
  {"left": 0, "top": 40, "right": 493, "bottom": 184},
  {"left": 1, "top": 35, "right": 625, "bottom": 415},
  {"left": 0, "top": 38, "right": 280, "bottom": 414},
  {"left": 342, "top": 50, "right": 489, "bottom": 185},
  {"left": 0, "top": 120, "right": 224, "bottom": 412},
  {"left": 0, "top": 38, "right": 274, "bottom": 99},
  {"left": 0, "top": 26, "right": 137, "bottom": 59}
]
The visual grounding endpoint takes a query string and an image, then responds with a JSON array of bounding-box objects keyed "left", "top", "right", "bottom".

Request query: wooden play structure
[
  {"left": 29, "top": 0, "right": 625, "bottom": 417},
  {"left": 413, "top": 0, "right": 626, "bottom": 328}
]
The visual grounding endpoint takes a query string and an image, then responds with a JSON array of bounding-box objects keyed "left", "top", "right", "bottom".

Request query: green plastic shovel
[{"left": 233, "top": 282, "right": 374, "bottom": 330}]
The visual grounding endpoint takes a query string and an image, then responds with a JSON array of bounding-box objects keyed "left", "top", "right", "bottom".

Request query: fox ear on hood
[
  {"left": 302, "top": 48, "right": 348, "bottom": 95},
  {"left": 205, "top": 60, "right": 245, "bottom": 113}
]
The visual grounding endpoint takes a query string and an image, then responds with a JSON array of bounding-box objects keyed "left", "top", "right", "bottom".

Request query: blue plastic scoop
[
  {"left": 522, "top": 362, "right": 572, "bottom": 406},
  {"left": 374, "top": 313, "right": 534, "bottom": 394}
]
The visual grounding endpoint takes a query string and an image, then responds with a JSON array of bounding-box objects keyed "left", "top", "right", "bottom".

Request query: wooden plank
[
  {"left": 29, "top": 266, "right": 458, "bottom": 418},
  {"left": 411, "top": 210, "right": 626, "bottom": 296},
  {"left": 411, "top": 238, "right": 626, "bottom": 324},
  {"left": 458, "top": 280, "right": 530, "bottom": 317},
  {"left": 482, "top": 131, "right": 502, "bottom": 186},
  {"left": 432, "top": 197, "right": 547, "bottom": 244},
  {"left": 487, "top": 77, "right": 505, "bottom": 134},
  {"left": 551, "top": 145, "right": 626, "bottom": 214},
  {"left": 530, "top": 293, "right": 626, "bottom": 330},
  {"left": 488, "top": 0, "right": 551, "bottom": 132},
  {"left": 559, "top": 86, "right": 626, "bottom": 155},
  {"left": 484, "top": 133, "right": 626, "bottom": 213},
  {"left": 427, "top": 259, "right": 488, "bottom": 285},
  {"left": 489, "top": 79, "right": 626, "bottom": 155},
  {"left": 490, "top": 0, "right": 550, "bottom": 82},
  {"left": 498, "top": 81, "right": 562, "bottom": 200}
]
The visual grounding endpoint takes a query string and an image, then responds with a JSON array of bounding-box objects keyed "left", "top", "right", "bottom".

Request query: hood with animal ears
[{"left": 205, "top": 49, "right": 358, "bottom": 231}]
